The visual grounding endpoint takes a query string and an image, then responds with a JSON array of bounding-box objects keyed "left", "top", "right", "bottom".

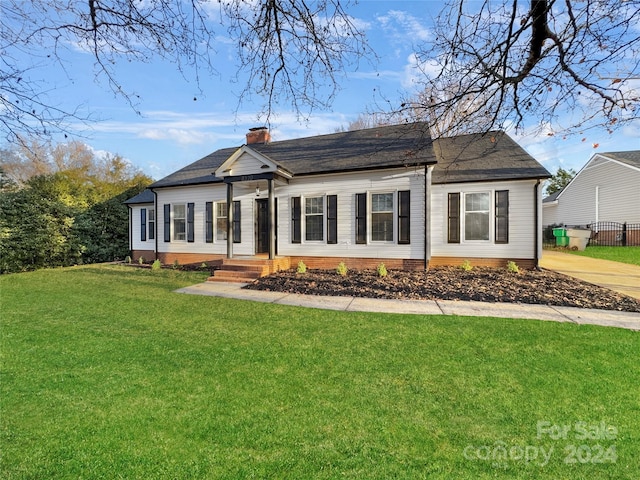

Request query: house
[
  {"left": 126, "top": 123, "right": 550, "bottom": 279},
  {"left": 543, "top": 150, "right": 640, "bottom": 245}
]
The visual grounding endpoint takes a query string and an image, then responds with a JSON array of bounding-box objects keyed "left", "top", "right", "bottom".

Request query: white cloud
[{"left": 376, "top": 10, "right": 431, "bottom": 43}]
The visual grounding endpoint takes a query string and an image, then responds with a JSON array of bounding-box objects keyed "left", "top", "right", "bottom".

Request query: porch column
[
  {"left": 226, "top": 182, "right": 234, "bottom": 259},
  {"left": 424, "top": 165, "right": 434, "bottom": 270},
  {"left": 268, "top": 177, "right": 275, "bottom": 260}
]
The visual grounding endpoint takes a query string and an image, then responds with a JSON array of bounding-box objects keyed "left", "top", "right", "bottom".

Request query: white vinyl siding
[
  {"left": 278, "top": 169, "right": 425, "bottom": 260},
  {"left": 130, "top": 204, "right": 155, "bottom": 251},
  {"left": 543, "top": 155, "right": 640, "bottom": 225},
  {"left": 155, "top": 185, "right": 254, "bottom": 256},
  {"left": 432, "top": 179, "right": 537, "bottom": 260}
]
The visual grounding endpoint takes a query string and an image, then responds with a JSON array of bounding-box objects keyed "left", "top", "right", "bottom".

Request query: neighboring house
[
  {"left": 543, "top": 151, "right": 640, "bottom": 226},
  {"left": 126, "top": 123, "right": 550, "bottom": 277}
]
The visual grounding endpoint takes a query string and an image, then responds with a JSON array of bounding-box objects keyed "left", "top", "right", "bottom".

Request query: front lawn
[
  {"left": 564, "top": 245, "right": 640, "bottom": 266},
  {"left": 1, "top": 265, "right": 638, "bottom": 479}
]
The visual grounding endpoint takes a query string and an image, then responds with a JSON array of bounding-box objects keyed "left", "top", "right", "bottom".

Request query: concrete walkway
[
  {"left": 540, "top": 250, "right": 640, "bottom": 300},
  {"left": 176, "top": 281, "right": 640, "bottom": 331}
]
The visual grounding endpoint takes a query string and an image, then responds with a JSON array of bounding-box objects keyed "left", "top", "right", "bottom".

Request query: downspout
[
  {"left": 424, "top": 164, "right": 433, "bottom": 270},
  {"left": 534, "top": 180, "right": 541, "bottom": 269},
  {"left": 151, "top": 189, "right": 158, "bottom": 261}
]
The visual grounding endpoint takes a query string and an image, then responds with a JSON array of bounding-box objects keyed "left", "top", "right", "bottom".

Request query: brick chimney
[{"left": 246, "top": 126, "right": 271, "bottom": 145}]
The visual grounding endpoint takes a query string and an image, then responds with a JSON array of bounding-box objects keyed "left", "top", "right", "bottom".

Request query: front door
[{"left": 256, "top": 199, "right": 269, "bottom": 254}]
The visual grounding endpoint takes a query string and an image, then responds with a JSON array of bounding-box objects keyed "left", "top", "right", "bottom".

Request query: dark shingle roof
[
  {"left": 124, "top": 189, "right": 154, "bottom": 204},
  {"left": 147, "top": 123, "right": 549, "bottom": 189},
  {"left": 432, "top": 131, "right": 550, "bottom": 184},
  {"left": 543, "top": 189, "right": 562, "bottom": 203},
  {"left": 601, "top": 150, "right": 640, "bottom": 169}
]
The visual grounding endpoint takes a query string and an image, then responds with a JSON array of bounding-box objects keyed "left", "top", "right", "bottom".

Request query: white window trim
[
  {"left": 302, "top": 194, "right": 326, "bottom": 244},
  {"left": 461, "top": 190, "right": 492, "bottom": 243},
  {"left": 369, "top": 190, "right": 397, "bottom": 244},
  {"left": 172, "top": 203, "right": 187, "bottom": 242}
]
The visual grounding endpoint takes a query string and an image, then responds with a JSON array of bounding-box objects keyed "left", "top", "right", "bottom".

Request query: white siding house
[
  {"left": 543, "top": 151, "right": 640, "bottom": 226},
  {"left": 126, "top": 124, "right": 550, "bottom": 276}
]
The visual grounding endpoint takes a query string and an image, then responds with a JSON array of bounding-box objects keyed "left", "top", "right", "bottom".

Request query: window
[
  {"left": 216, "top": 202, "right": 227, "bottom": 241},
  {"left": 464, "top": 192, "right": 490, "bottom": 241},
  {"left": 305, "top": 196, "right": 324, "bottom": 241},
  {"left": 291, "top": 195, "right": 336, "bottom": 244},
  {"left": 173, "top": 204, "right": 186, "bottom": 241},
  {"left": 371, "top": 193, "right": 394, "bottom": 242},
  {"left": 355, "top": 191, "right": 410, "bottom": 244},
  {"left": 447, "top": 190, "right": 509, "bottom": 244},
  {"left": 207, "top": 201, "right": 240, "bottom": 243},
  {"left": 148, "top": 208, "right": 155, "bottom": 240}
]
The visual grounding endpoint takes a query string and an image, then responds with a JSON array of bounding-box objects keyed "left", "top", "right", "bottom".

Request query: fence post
[{"left": 622, "top": 222, "right": 627, "bottom": 247}]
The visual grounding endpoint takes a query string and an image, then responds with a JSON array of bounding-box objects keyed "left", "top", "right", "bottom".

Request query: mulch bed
[{"left": 245, "top": 266, "right": 640, "bottom": 313}]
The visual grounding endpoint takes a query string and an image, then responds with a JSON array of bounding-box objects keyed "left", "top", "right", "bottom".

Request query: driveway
[{"left": 541, "top": 250, "right": 640, "bottom": 300}]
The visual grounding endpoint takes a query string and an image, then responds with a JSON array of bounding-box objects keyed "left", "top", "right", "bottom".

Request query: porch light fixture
[{"left": 255, "top": 186, "right": 260, "bottom": 196}]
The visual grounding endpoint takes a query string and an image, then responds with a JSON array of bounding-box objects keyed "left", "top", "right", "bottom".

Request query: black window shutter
[
  {"left": 205, "top": 202, "right": 213, "bottom": 243},
  {"left": 187, "top": 202, "right": 195, "bottom": 243},
  {"left": 398, "top": 190, "right": 410, "bottom": 244},
  {"left": 355, "top": 193, "right": 367, "bottom": 244},
  {"left": 164, "top": 204, "right": 171, "bottom": 242},
  {"left": 447, "top": 193, "right": 460, "bottom": 243},
  {"left": 291, "top": 197, "right": 301, "bottom": 244},
  {"left": 495, "top": 190, "right": 509, "bottom": 244},
  {"left": 327, "top": 195, "right": 337, "bottom": 244},
  {"left": 140, "top": 208, "right": 147, "bottom": 242},
  {"left": 233, "top": 201, "right": 241, "bottom": 243}
]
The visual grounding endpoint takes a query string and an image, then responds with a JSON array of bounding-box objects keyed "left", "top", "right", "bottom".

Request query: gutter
[{"left": 424, "top": 164, "right": 434, "bottom": 270}]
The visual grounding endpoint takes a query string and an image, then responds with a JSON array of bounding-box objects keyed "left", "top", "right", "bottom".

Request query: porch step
[{"left": 207, "top": 257, "right": 290, "bottom": 283}]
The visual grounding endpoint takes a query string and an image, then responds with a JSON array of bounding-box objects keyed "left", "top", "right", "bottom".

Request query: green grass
[
  {"left": 564, "top": 245, "right": 640, "bottom": 266},
  {"left": 1, "top": 265, "right": 639, "bottom": 479}
]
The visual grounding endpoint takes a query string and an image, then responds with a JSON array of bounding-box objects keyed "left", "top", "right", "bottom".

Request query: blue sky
[{"left": 21, "top": 0, "right": 640, "bottom": 180}]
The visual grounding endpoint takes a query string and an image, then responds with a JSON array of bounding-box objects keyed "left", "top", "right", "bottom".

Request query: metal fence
[{"left": 543, "top": 222, "right": 640, "bottom": 248}]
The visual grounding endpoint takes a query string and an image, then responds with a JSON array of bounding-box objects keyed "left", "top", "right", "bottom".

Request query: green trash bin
[{"left": 553, "top": 228, "right": 569, "bottom": 246}]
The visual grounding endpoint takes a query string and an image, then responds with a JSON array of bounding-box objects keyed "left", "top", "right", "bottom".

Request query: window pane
[
  {"left": 148, "top": 209, "right": 155, "bottom": 222},
  {"left": 305, "top": 197, "right": 323, "bottom": 215},
  {"left": 372, "top": 193, "right": 393, "bottom": 212},
  {"left": 465, "top": 212, "right": 489, "bottom": 240},
  {"left": 216, "top": 202, "right": 227, "bottom": 218},
  {"left": 465, "top": 193, "right": 490, "bottom": 212},
  {"left": 372, "top": 212, "right": 393, "bottom": 241},
  {"left": 173, "top": 204, "right": 185, "bottom": 218},
  {"left": 305, "top": 215, "right": 323, "bottom": 241},
  {"left": 174, "top": 219, "right": 186, "bottom": 240}
]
